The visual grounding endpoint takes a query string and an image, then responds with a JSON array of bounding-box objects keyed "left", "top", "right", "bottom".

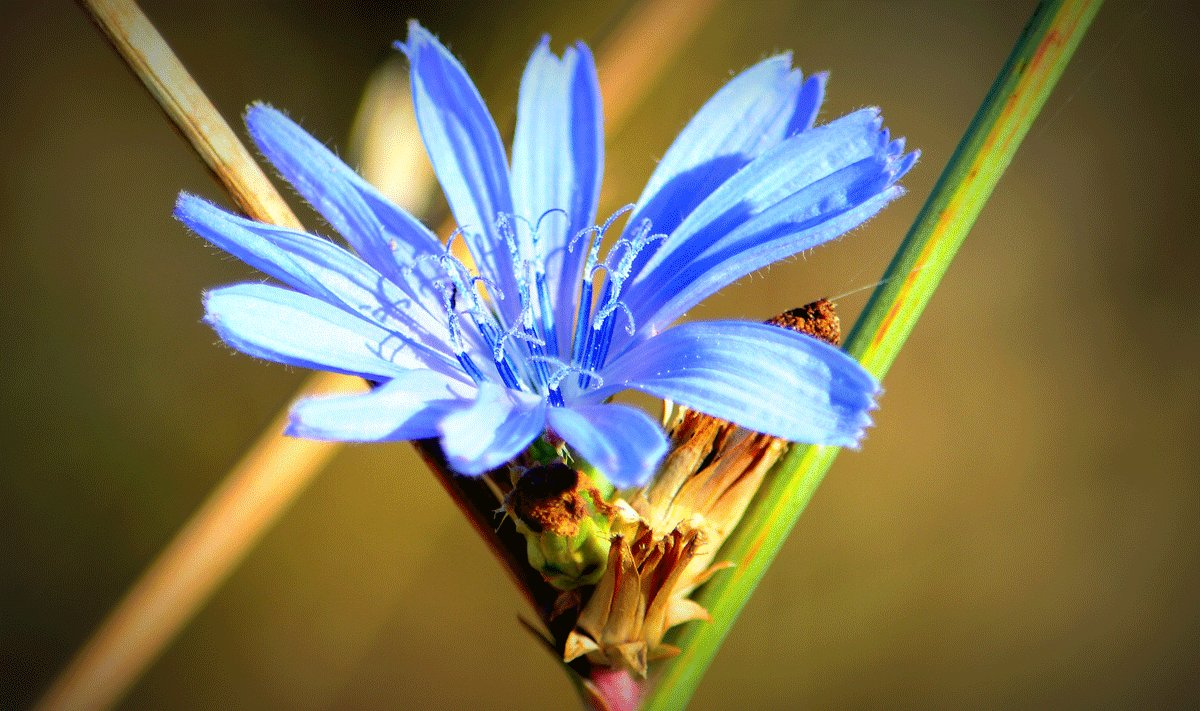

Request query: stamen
[
  {"left": 535, "top": 274, "right": 559, "bottom": 359},
  {"left": 593, "top": 300, "right": 636, "bottom": 335},
  {"left": 470, "top": 275, "right": 504, "bottom": 302},
  {"left": 568, "top": 205, "right": 636, "bottom": 371},
  {"left": 496, "top": 214, "right": 536, "bottom": 324},
  {"left": 495, "top": 212, "right": 555, "bottom": 390},
  {"left": 568, "top": 279, "right": 595, "bottom": 370},
  {"left": 494, "top": 304, "right": 547, "bottom": 362},
  {"left": 577, "top": 219, "right": 668, "bottom": 385},
  {"left": 438, "top": 283, "right": 485, "bottom": 385},
  {"left": 551, "top": 363, "right": 604, "bottom": 391},
  {"left": 514, "top": 210, "right": 563, "bottom": 361},
  {"left": 534, "top": 207, "right": 569, "bottom": 235},
  {"left": 425, "top": 229, "right": 523, "bottom": 390},
  {"left": 528, "top": 355, "right": 605, "bottom": 392},
  {"left": 567, "top": 203, "right": 634, "bottom": 253},
  {"left": 407, "top": 227, "right": 469, "bottom": 277},
  {"left": 567, "top": 225, "right": 597, "bottom": 254},
  {"left": 431, "top": 203, "right": 658, "bottom": 407},
  {"left": 599, "top": 204, "right": 636, "bottom": 239}
]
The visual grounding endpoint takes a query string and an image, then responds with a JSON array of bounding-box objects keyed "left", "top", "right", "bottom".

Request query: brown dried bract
[
  {"left": 767, "top": 298, "right": 842, "bottom": 346},
  {"left": 564, "top": 519, "right": 711, "bottom": 677}
]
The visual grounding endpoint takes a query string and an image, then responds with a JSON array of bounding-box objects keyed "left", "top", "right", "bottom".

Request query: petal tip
[
  {"left": 282, "top": 413, "right": 306, "bottom": 438},
  {"left": 895, "top": 150, "right": 920, "bottom": 179},
  {"left": 243, "top": 101, "right": 278, "bottom": 127},
  {"left": 200, "top": 288, "right": 224, "bottom": 319},
  {"left": 284, "top": 398, "right": 329, "bottom": 440},
  {"left": 242, "top": 103, "right": 295, "bottom": 155},
  {"left": 770, "top": 50, "right": 795, "bottom": 68},
  {"left": 173, "top": 191, "right": 204, "bottom": 222},
  {"left": 398, "top": 20, "right": 436, "bottom": 57}
]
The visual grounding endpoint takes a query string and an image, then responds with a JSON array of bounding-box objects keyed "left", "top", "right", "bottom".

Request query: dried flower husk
[
  {"left": 562, "top": 300, "right": 843, "bottom": 675},
  {"left": 564, "top": 507, "right": 711, "bottom": 676}
]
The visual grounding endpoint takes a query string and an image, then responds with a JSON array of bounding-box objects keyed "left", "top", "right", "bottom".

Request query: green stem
[{"left": 642, "top": 1, "right": 1103, "bottom": 708}]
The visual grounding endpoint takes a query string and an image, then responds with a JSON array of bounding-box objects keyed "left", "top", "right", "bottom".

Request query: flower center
[{"left": 419, "top": 205, "right": 665, "bottom": 405}]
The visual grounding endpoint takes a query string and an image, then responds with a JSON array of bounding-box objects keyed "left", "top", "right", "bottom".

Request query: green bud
[
  {"left": 524, "top": 436, "right": 564, "bottom": 465},
  {"left": 505, "top": 462, "right": 616, "bottom": 590}
]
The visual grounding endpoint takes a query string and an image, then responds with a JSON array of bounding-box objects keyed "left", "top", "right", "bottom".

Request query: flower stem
[
  {"left": 641, "top": 1, "right": 1103, "bottom": 708},
  {"left": 585, "top": 668, "right": 646, "bottom": 711}
]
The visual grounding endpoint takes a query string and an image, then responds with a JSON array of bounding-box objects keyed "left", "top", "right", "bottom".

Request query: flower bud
[{"left": 504, "top": 462, "right": 617, "bottom": 590}]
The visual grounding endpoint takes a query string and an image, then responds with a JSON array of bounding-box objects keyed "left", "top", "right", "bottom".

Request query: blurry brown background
[{"left": 2, "top": 1, "right": 1197, "bottom": 708}]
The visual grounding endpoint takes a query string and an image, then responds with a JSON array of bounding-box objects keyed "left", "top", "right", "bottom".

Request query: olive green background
[{"left": 2, "top": 1, "right": 1197, "bottom": 708}]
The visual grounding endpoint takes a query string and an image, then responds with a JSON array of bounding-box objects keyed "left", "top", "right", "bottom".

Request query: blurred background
[{"left": 2, "top": 0, "right": 1197, "bottom": 708}]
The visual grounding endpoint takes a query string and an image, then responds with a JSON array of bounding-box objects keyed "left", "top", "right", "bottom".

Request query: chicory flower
[{"left": 177, "top": 22, "right": 915, "bottom": 486}]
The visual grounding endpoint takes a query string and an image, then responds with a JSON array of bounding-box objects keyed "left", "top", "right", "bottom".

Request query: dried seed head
[
  {"left": 564, "top": 519, "right": 711, "bottom": 677},
  {"left": 563, "top": 301, "right": 845, "bottom": 674},
  {"left": 630, "top": 300, "right": 842, "bottom": 590},
  {"left": 508, "top": 462, "right": 591, "bottom": 538}
]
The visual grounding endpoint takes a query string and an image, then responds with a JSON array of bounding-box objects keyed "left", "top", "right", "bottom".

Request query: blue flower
[{"left": 177, "top": 22, "right": 916, "bottom": 487}]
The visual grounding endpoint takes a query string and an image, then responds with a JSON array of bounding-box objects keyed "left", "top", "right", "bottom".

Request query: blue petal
[
  {"left": 630, "top": 183, "right": 908, "bottom": 340},
  {"left": 288, "top": 371, "right": 475, "bottom": 442},
  {"left": 634, "top": 108, "right": 886, "bottom": 277},
  {"left": 597, "top": 321, "right": 879, "bottom": 448},
  {"left": 204, "top": 283, "right": 433, "bottom": 379},
  {"left": 438, "top": 382, "right": 546, "bottom": 475},
  {"left": 547, "top": 404, "right": 667, "bottom": 487},
  {"left": 396, "top": 23, "right": 521, "bottom": 325},
  {"left": 621, "top": 54, "right": 813, "bottom": 269},
  {"left": 620, "top": 113, "right": 916, "bottom": 335},
  {"left": 177, "top": 194, "right": 454, "bottom": 367},
  {"left": 510, "top": 37, "right": 604, "bottom": 351},
  {"left": 786, "top": 71, "right": 827, "bottom": 136},
  {"left": 244, "top": 104, "right": 442, "bottom": 277},
  {"left": 622, "top": 109, "right": 883, "bottom": 318}
]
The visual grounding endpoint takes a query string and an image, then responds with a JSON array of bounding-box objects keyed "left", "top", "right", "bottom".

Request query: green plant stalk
[{"left": 643, "top": 0, "right": 1103, "bottom": 708}]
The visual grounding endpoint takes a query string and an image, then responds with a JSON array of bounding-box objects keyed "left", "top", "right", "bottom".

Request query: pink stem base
[{"left": 586, "top": 668, "right": 646, "bottom": 711}]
